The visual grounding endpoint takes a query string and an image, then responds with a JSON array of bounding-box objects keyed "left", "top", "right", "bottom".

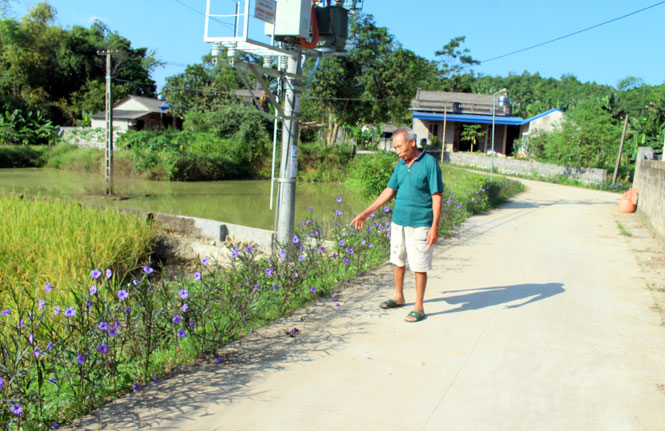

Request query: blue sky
[{"left": 10, "top": 0, "right": 665, "bottom": 91}]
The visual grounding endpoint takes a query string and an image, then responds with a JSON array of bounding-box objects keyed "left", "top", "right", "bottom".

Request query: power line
[{"left": 481, "top": 0, "right": 665, "bottom": 63}]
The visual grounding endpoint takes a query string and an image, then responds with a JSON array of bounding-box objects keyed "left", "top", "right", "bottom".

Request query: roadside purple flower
[
  {"left": 49, "top": 376, "right": 57, "bottom": 383},
  {"left": 64, "top": 306, "right": 76, "bottom": 318},
  {"left": 97, "top": 343, "right": 108, "bottom": 354},
  {"left": 172, "top": 314, "right": 182, "bottom": 324},
  {"left": 52, "top": 422, "right": 61, "bottom": 429},
  {"left": 132, "top": 279, "right": 141, "bottom": 286},
  {"left": 108, "top": 327, "right": 118, "bottom": 337},
  {"left": 189, "top": 320, "right": 195, "bottom": 329},
  {"left": 10, "top": 403, "right": 22, "bottom": 417},
  {"left": 34, "top": 346, "right": 41, "bottom": 358},
  {"left": 76, "top": 354, "right": 85, "bottom": 365},
  {"left": 1, "top": 308, "right": 10, "bottom": 316},
  {"left": 177, "top": 329, "right": 187, "bottom": 338},
  {"left": 98, "top": 321, "right": 108, "bottom": 331},
  {"left": 44, "top": 282, "right": 53, "bottom": 293},
  {"left": 182, "top": 303, "right": 189, "bottom": 313},
  {"left": 370, "top": 211, "right": 375, "bottom": 217},
  {"left": 47, "top": 342, "right": 53, "bottom": 351},
  {"left": 89, "top": 285, "right": 97, "bottom": 295},
  {"left": 280, "top": 249, "right": 286, "bottom": 261},
  {"left": 339, "top": 239, "right": 346, "bottom": 246},
  {"left": 361, "top": 240, "right": 366, "bottom": 245},
  {"left": 133, "top": 383, "right": 143, "bottom": 391},
  {"left": 0, "top": 376, "right": 3, "bottom": 389},
  {"left": 367, "top": 226, "right": 372, "bottom": 231},
  {"left": 332, "top": 253, "right": 338, "bottom": 258},
  {"left": 118, "top": 289, "right": 128, "bottom": 301},
  {"left": 294, "top": 272, "right": 299, "bottom": 279},
  {"left": 273, "top": 284, "right": 279, "bottom": 291},
  {"left": 231, "top": 248, "right": 240, "bottom": 259},
  {"left": 28, "top": 333, "right": 34, "bottom": 343},
  {"left": 179, "top": 289, "right": 188, "bottom": 299},
  {"left": 292, "top": 234, "right": 300, "bottom": 244},
  {"left": 307, "top": 206, "right": 314, "bottom": 211},
  {"left": 343, "top": 258, "right": 350, "bottom": 265},
  {"left": 143, "top": 266, "right": 154, "bottom": 274},
  {"left": 265, "top": 267, "right": 273, "bottom": 276},
  {"left": 345, "top": 247, "right": 354, "bottom": 255},
  {"left": 310, "top": 286, "right": 317, "bottom": 293},
  {"left": 194, "top": 272, "right": 201, "bottom": 280},
  {"left": 384, "top": 206, "right": 390, "bottom": 212},
  {"left": 335, "top": 210, "right": 342, "bottom": 216},
  {"left": 369, "top": 242, "right": 374, "bottom": 248},
  {"left": 124, "top": 306, "right": 132, "bottom": 315},
  {"left": 336, "top": 196, "right": 342, "bottom": 203},
  {"left": 91, "top": 269, "right": 102, "bottom": 279},
  {"left": 215, "top": 357, "right": 223, "bottom": 364},
  {"left": 201, "top": 256, "right": 210, "bottom": 266},
  {"left": 319, "top": 246, "right": 325, "bottom": 253},
  {"left": 53, "top": 306, "right": 61, "bottom": 316},
  {"left": 299, "top": 255, "right": 305, "bottom": 262},
  {"left": 152, "top": 375, "right": 158, "bottom": 383},
  {"left": 106, "top": 269, "right": 113, "bottom": 279},
  {"left": 252, "top": 284, "right": 261, "bottom": 291},
  {"left": 246, "top": 245, "right": 254, "bottom": 254}
]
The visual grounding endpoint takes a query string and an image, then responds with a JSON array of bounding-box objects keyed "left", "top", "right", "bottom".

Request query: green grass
[
  {"left": 0, "top": 194, "right": 155, "bottom": 303},
  {"left": 617, "top": 222, "right": 633, "bottom": 237}
]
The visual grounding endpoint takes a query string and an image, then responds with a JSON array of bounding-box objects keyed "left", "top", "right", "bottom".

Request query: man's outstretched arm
[{"left": 349, "top": 187, "right": 396, "bottom": 230}]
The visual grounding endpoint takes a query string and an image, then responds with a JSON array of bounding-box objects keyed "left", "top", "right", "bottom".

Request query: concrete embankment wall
[
  {"left": 152, "top": 213, "right": 275, "bottom": 261},
  {"left": 633, "top": 158, "right": 665, "bottom": 244},
  {"left": 444, "top": 152, "right": 608, "bottom": 185}
]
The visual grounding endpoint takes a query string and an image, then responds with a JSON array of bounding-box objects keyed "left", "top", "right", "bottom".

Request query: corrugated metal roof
[
  {"left": 413, "top": 111, "right": 525, "bottom": 126},
  {"left": 90, "top": 110, "right": 154, "bottom": 120},
  {"left": 522, "top": 108, "right": 564, "bottom": 123}
]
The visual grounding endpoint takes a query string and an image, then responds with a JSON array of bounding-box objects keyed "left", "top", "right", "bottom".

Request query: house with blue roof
[{"left": 411, "top": 90, "right": 564, "bottom": 156}]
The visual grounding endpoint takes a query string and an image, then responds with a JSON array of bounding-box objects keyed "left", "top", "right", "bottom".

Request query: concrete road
[{"left": 72, "top": 179, "right": 665, "bottom": 431}]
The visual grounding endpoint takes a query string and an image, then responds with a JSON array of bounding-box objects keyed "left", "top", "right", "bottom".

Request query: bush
[
  {"left": 298, "top": 141, "right": 355, "bottom": 182},
  {"left": 346, "top": 152, "right": 397, "bottom": 200},
  {"left": 0, "top": 145, "right": 47, "bottom": 168},
  {"left": 0, "top": 110, "right": 58, "bottom": 146}
]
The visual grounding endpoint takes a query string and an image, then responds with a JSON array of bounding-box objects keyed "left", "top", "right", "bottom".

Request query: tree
[
  {"left": 306, "top": 13, "right": 435, "bottom": 146},
  {"left": 161, "top": 57, "right": 244, "bottom": 116},
  {"left": 434, "top": 36, "right": 479, "bottom": 92},
  {"left": 460, "top": 124, "right": 486, "bottom": 152},
  {"left": 0, "top": 2, "right": 159, "bottom": 126}
]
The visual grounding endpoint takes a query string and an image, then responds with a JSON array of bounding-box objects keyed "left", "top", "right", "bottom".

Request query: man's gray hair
[{"left": 393, "top": 126, "right": 415, "bottom": 142}]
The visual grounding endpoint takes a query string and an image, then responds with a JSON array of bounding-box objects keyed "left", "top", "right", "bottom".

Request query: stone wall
[
  {"left": 444, "top": 151, "right": 608, "bottom": 185},
  {"left": 633, "top": 158, "right": 665, "bottom": 244},
  {"left": 57, "top": 127, "right": 120, "bottom": 149}
]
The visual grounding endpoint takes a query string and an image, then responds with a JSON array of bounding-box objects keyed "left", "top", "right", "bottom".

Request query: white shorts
[{"left": 390, "top": 222, "right": 433, "bottom": 272}]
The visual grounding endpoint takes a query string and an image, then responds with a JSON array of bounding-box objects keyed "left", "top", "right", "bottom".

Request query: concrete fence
[
  {"left": 57, "top": 127, "right": 120, "bottom": 149},
  {"left": 633, "top": 158, "right": 665, "bottom": 244},
  {"left": 444, "top": 151, "right": 608, "bottom": 185}
]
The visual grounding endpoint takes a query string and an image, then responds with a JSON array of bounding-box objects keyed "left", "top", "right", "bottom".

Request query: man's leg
[
  {"left": 405, "top": 272, "right": 427, "bottom": 322},
  {"left": 392, "top": 264, "right": 406, "bottom": 305}
]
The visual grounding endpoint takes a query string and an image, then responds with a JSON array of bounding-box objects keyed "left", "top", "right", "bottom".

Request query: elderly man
[{"left": 350, "top": 126, "right": 443, "bottom": 322}]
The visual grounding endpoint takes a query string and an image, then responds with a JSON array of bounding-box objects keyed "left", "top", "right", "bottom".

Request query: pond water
[{"left": 0, "top": 168, "right": 367, "bottom": 230}]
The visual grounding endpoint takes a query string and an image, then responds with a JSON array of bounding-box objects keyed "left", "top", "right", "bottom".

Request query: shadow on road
[{"left": 426, "top": 283, "right": 565, "bottom": 316}]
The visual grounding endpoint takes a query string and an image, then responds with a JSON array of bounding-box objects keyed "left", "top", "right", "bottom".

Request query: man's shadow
[{"left": 426, "top": 283, "right": 565, "bottom": 316}]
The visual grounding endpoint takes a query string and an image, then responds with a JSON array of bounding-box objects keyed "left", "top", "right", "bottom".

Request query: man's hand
[
  {"left": 427, "top": 226, "right": 439, "bottom": 249},
  {"left": 350, "top": 212, "right": 368, "bottom": 230}
]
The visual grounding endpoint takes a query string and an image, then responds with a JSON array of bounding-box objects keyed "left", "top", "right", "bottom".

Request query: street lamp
[{"left": 491, "top": 88, "right": 508, "bottom": 182}]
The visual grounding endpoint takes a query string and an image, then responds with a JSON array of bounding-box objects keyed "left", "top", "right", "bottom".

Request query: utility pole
[
  {"left": 98, "top": 49, "right": 116, "bottom": 196},
  {"left": 612, "top": 115, "right": 630, "bottom": 185},
  {"left": 275, "top": 51, "right": 302, "bottom": 245}
]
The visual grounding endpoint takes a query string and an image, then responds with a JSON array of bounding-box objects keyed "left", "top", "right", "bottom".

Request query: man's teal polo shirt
[{"left": 387, "top": 150, "right": 443, "bottom": 227}]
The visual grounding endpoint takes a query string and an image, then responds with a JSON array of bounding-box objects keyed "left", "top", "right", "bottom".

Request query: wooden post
[
  {"left": 441, "top": 110, "right": 447, "bottom": 163},
  {"left": 612, "top": 115, "right": 629, "bottom": 185}
]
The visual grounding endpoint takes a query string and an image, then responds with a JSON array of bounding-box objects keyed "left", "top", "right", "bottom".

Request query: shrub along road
[{"left": 70, "top": 179, "right": 665, "bottom": 431}]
